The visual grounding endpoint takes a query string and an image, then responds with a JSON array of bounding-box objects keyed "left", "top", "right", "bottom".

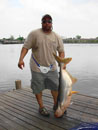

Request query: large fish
[{"left": 53, "top": 54, "right": 78, "bottom": 118}]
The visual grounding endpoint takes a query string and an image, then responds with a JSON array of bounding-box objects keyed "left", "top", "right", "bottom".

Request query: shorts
[{"left": 30, "top": 70, "right": 59, "bottom": 94}]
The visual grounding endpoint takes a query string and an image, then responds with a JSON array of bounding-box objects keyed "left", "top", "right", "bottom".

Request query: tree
[
  {"left": 9, "top": 35, "right": 14, "bottom": 40},
  {"left": 16, "top": 35, "right": 25, "bottom": 41},
  {"left": 76, "top": 35, "right": 81, "bottom": 40}
]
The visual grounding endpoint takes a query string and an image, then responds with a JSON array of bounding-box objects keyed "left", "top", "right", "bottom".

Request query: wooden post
[{"left": 15, "top": 80, "right": 22, "bottom": 89}]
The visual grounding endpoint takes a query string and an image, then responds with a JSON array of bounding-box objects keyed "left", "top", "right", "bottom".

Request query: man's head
[{"left": 41, "top": 14, "right": 52, "bottom": 32}]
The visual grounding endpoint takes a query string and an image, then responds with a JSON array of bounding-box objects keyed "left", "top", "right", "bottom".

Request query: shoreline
[{"left": 0, "top": 42, "right": 98, "bottom": 45}]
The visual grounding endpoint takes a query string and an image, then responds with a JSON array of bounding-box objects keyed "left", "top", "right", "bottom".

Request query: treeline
[
  {"left": 0, "top": 35, "right": 98, "bottom": 44},
  {"left": 63, "top": 35, "right": 98, "bottom": 43},
  {"left": 63, "top": 38, "right": 98, "bottom": 43},
  {"left": 0, "top": 35, "right": 25, "bottom": 44}
]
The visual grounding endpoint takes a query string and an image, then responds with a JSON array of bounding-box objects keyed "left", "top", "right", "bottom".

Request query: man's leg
[
  {"left": 35, "top": 92, "right": 50, "bottom": 116},
  {"left": 35, "top": 92, "right": 44, "bottom": 108},
  {"left": 51, "top": 90, "right": 58, "bottom": 106}
]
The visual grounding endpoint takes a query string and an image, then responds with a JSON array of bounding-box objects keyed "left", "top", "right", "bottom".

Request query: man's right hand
[
  {"left": 18, "top": 47, "right": 28, "bottom": 69},
  {"left": 18, "top": 60, "right": 25, "bottom": 69}
]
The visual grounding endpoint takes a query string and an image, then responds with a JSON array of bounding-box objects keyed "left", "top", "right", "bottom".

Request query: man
[{"left": 18, "top": 14, "right": 65, "bottom": 117}]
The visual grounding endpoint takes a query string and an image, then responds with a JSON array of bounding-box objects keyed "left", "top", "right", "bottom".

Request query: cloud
[{"left": 0, "top": 0, "right": 98, "bottom": 38}]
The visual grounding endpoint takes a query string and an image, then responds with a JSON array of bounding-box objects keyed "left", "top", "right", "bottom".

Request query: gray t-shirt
[{"left": 23, "top": 28, "right": 64, "bottom": 72}]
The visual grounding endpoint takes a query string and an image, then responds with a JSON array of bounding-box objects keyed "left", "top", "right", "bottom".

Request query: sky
[{"left": 0, "top": 0, "right": 98, "bottom": 39}]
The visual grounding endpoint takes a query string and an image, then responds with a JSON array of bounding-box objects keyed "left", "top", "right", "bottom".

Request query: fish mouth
[{"left": 53, "top": 53, "right": 72, "bottom": 65}]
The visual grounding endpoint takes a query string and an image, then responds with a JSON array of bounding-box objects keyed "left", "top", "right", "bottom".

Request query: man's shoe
[{"left": 39, "top": 107, "right": 50, "bottom": 117}]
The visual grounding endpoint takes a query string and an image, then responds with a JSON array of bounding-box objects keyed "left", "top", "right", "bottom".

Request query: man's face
[{"left": 42, "top": 17, "right": 52, "bottom": 32}]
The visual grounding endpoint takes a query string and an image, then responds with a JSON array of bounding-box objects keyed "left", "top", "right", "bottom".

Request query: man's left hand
[{"left": 63, "top": 64, "right": 66, "bottom": 69}]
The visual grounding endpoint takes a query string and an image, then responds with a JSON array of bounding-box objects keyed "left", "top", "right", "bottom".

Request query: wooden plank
[
  {"left": 18, "top": 88, "right": 52, "bottom": 98},
  {"left": 0, "top": 101, "right": 65, "bottom": 130},
  {"left": 0, "top": 88, "right": 98, "bottom": 130},
  {"left": 69, "top": 102, "right": 98, "bottom": 115},
  {"left": 9, "top": 90, "right": 54, "bottom": 108},
  {"left": 0, "top": 112, "right": 28, "bottom": 130},
  {"left": 4, "top": 90, "right": 97, "bottom": 119},
  {"left": 0, "top": 119, "right": 8, "bottom": 130},
  {"left": 67, "top": 109, "right": 98, "bottom": 122},
  {"left": 72, "top": 94, "right": 98, "bottom": 105},
  {"left": 14, "top": 89, "right": 98, "bottom": 122},
  {"left": 0, "top": 126, "right": 7, "bottom": 130},
  {"left": 71, "top": 99, "right": 98, "bottom": 110},
  {"left": 6, "top": 90, "right": 98, "bottom": 118},
  {"left": 0, "top": 96, "right": 78, "bottom": 130},
  {"left": 0, "top": 91, "right": 81, "bottom": 129},
  {"left": 0, "top": 94, "right": 85, "bottom": 127},
  {"left": 2, "top": 92, "right": 81, "bottom": 128},
  {"left": 16, "top": 89, "right": 98, "bottom": 109}
]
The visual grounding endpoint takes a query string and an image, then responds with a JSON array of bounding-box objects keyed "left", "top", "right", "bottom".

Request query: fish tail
[{"left": 53, "top": 53, "right": 72, "bottom": 65}]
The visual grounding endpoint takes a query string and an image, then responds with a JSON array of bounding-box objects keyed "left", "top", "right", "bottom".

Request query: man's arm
[
  {"left": 58, "top": 52, "right": 66, "bottom": 69},
  {"left": 18, "top": 47, "right": 28, "bottom": 69},
  {"left": 58, "top": 52, "right": 65, "bottom": 58}
]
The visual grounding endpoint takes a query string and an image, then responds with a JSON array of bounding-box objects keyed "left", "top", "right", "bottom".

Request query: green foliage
[
  {"left": 76, "top": 35, "right": 81, "bottom": 40},
  {"left": 0, "top": 34, "right": 98, "bottom": 44},
  {"left": 63, "top": 38, "right": 98, "bottom": 43},
  {"left": 16, "top": 35, "right": 25, "bottom": 41},
  {"left": 63, "top": 34, "right": 98, "bottom": 43}
]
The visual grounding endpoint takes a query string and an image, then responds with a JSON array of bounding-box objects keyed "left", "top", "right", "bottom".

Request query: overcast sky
[{"left": 0, "top": 0, "right": 98, "bottom": 39}]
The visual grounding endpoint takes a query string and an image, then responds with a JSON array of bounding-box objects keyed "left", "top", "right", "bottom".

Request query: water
[
  {"left": 65, "top": 44, "right": 98, "bottom": 97},
  {"left": 0, "top": 44, "right": 31, "bottom": 92},
  {"left": 0, "top": 44, "right": 98, "bottom": 97}
]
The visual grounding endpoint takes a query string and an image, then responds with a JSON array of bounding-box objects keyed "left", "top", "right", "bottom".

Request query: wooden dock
[{"left": 0, "top": 88, "right": 98, "bottom": 130}]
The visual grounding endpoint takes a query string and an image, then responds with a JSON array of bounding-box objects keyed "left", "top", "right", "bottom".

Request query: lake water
[{"left": 0, "top": 44, "right": 98, "bottom": 97}]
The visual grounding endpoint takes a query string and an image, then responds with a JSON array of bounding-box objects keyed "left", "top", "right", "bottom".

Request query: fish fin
[
  {"left": 71, "top": 91, "right": 78, "bottom": 94},
  {"left": 72, "top": 77, "right": 77, "bottom": 84},
  {"left": 66, "top": 70, "right": 77, "bottom": 84},
  {"left": 53, "top": 53, "right": 72, "bottom": 65},
  {"left": 63, "top": 58, "right": 72, "bottom": 65},
  {"left": 69, "top": 91, "right": 78, "bottom": 96}
]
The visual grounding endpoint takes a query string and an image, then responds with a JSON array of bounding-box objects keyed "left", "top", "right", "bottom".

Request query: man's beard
[{"left": 42, "top": 26, "right": 52, "bottom": 32}]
